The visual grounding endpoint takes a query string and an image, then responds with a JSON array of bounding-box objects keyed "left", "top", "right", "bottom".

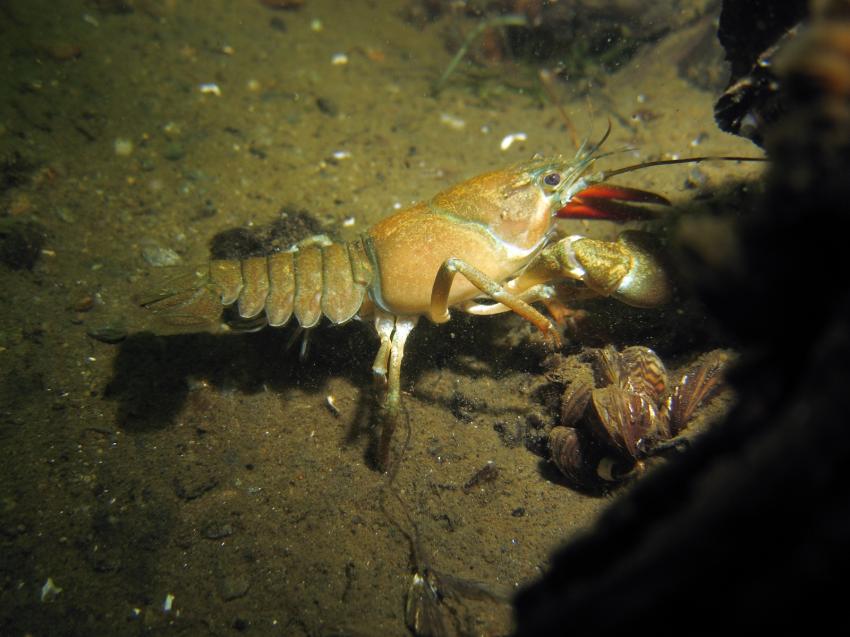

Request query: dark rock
[
  {"left": 202, "top": 521, "right": 234, "bottom": 539},
  {"left": 218, "top": 574, "right": 250, "bottom": 601},
  {"left": 0, "top": 152, "right": 36, "bottom": 193},
  {"left": 86, "top": 325, "right": 127, "bottom": 344},
  {"left": 0, "top": 219, "right": 46, "bottom": 270},
  {"left": 315, "top": 96, "right": 338, "bottom": 117},
  {"left": 173, "top": 473, "right": 218, "bottom": 500}
]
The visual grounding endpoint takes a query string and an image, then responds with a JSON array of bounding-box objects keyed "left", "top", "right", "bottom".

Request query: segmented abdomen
[
  {"left": 143, "top": 237, "right": 375, "bottom": 332},
  {"left": 211, "top": 237, "right": 374, "bottom": 328}
]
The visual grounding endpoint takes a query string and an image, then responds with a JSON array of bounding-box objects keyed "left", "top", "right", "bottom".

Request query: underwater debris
[
  {"left": 432, "top": 13, "right": 528, "bottom": 94},
  {"left": 419, "top": 0, "right": 715, "bottom": 95},
  {"left": 462, "top": 460, "right": 500, "bottom": 494}
]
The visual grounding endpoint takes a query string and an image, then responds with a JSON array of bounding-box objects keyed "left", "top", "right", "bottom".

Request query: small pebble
[
  {"left": 202, "top": 522, "right": 234, "bottom": 539},
  {"left": 233, "top": 617, "right": 249, "bottom": 631},
  {"left": 54, "top": 207, "right": 76, "bottom": 223},
  {"left": 7, "top": 192, "right": 33, "bottom": 216},
  {"left": 162, "top": 143, "right": 185, "bottom": 161},
  {"left": 684, "top": 167, "right": 709, "bottom": 189},
  {"left": 142, "top": 242, "right": 181, "bottom": 266},
  {"left": 74, "top": 296, "right": 95, "bottom": 312},
  {"left": 86, "top": 325, "right": 127, "bottom": 344},
  {"left": 114, "top": 138, "right": 134, "bottom": 156},
  {"left": 690, "top": 132, "right": 708, "bottom": 147},
  {"left": 316, "top": 97, "right": 339, "bottom": 117},
  {"left": 218, "top": 575, "right": 250, "bottom": 601},
  {"left": 260, "top": 0, "right": 304, "bottom": 8},
  {"left": 43, "top": 42, "right": 82, "bottom": 61},
  {"left": 315, "top": 97, "right": 338, "bottom": 116},
  {"left": 162, "top": 121, "right": 181, "bottom": 139}
]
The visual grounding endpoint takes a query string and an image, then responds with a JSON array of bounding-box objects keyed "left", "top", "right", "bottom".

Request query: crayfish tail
[{"left": 136, "top": 266, "right": 228, "bottom": 334}]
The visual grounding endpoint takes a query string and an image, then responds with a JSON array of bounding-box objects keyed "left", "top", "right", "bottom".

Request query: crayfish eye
[{"left": 543, "top": 172, "right": 561, "bottom": 187}]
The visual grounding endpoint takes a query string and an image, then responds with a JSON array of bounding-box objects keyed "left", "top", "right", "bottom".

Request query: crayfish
[{"left": 142, "top": 126, "right": 755, "bottom": 470}]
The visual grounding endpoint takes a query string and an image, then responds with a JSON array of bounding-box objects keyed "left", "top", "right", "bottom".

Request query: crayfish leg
[
  {"left": 429, "top": 257, "right": 562, "bottom": 349},
  {"left": 371, "top": 311, "right": 417, "bottom": 472},
  {"left": 372, "top": 311, "right": 394, "bottom": 386},
  {"left": 460, "top": 283, "right": 557, "bottom": 316}
]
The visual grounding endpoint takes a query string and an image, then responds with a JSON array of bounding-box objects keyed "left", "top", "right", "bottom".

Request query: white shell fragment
[
  {"left": 40, "top": 577, "right": 62, "bottom": 602},
  {"left": 331, "top": 53, "right": 349, "bottom": 66},
  {"left": 439, "top": 113, "right": 466, "bottom": 130},
  {"left": 500, "top": 132, "right": 527, "bottom": 151},
  {"left": 325, "top": 395, "right": 341, "bottom": 417},
  {"left": 199, "top": 82, "right": 222, "bottom": 96}
]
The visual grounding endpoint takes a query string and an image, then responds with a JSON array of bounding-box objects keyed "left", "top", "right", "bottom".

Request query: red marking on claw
[
  {"left": 576, "top": 184, "right": 671, "bottom": 205},
  {"left": 557, "top": 183, "right": 671, "bottom": 221}
]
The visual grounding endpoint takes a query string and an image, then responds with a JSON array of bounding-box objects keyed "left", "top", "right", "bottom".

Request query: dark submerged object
[
  {"left": 714, "top": 0, "right": 808, "bottom": 144},
  {"left": 0, "top": 219, "right": 46, "bottom": 270},
  {"left": 515, "top": 1, "right": 850, "bottom": 633}
]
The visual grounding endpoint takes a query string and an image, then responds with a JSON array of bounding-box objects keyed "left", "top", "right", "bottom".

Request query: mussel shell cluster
[{"left": 550, "top": 346, "right": 730, "bottom": 484}]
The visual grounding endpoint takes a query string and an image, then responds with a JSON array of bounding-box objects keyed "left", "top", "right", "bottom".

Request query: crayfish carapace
[{"left": 141, "top": 127, "right": 756, "bottom": 470}]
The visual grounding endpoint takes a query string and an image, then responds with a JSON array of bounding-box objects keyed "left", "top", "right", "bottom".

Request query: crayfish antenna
[
  {"left": 599, "top": 155, "right": 767, "bottom": 180},
  {"left": 538, "top": 68, "right": 580, "bottom": 151}
]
